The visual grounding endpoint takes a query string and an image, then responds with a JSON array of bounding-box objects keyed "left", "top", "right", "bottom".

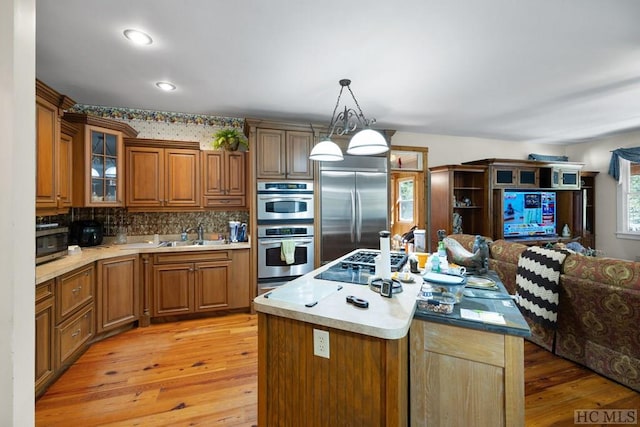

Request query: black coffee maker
[{"left": 69, "top": 220, "right": 104, "bottom": 246}]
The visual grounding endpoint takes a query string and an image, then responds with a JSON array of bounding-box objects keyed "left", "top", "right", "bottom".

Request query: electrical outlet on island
[{"left": 313, "top": 329, "right": 330, "bottom": 359}]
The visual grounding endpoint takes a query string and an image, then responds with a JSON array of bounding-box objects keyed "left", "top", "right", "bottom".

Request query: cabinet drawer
[
  {"left": 57, "top": 304, "right": 94, "bottom": 366},
  {"left": 154, "top": 251, "right": 230, "bottom": 264},
  {"left": 36, "top": 279, "right": 54, "bottom": 304},
  {"left": 203, "top": 196, "right": 246, "bottom": 208},
  {"left": 57, "top": 265, "right": 94, "bottom": 322}
]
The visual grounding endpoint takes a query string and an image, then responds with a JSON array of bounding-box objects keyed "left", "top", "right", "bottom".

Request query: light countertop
[
  {"left": 36, "top": 242, "right": 250, "bottom": 285},
  {"left": 254, "top": 250, "right": 531, "bottom": 341},
  {"left": 253, "top": 250, "right": 422, "bottom": 340}
]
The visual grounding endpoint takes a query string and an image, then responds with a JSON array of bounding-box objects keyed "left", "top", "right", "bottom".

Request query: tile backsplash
[{"left": 41, "top": 208, "right": 249, "bottom": 240}]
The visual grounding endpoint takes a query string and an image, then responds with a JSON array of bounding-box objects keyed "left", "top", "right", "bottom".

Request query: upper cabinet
[
  {"left": 125, "top": 138, "right": 201, "bottom": 210},
  {"left": 64, "top": 113, "right": 138, "bottom": 207},
  {"left": 35, "top": 80, "right": 76, "bottom": 214},
  {"left": 246, "top": 119, "right": 315, "bottom": 180},
  {"left": 202, "top": 150, "right": 247, "bottom": 208}
]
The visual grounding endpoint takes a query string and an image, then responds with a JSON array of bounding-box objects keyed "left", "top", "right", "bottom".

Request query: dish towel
[{"left": 280, "top": 240, "right": 296, "bottom": 265}]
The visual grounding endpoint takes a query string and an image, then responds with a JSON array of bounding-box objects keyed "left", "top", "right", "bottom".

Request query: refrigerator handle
[
  {"left": 350, "top": 190, "right": 356, "bottom": 243},
  {"left": 356, "top": 190, "right": 362, "bottom": 242}
]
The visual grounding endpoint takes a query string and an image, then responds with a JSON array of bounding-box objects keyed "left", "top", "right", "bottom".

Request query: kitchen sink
[
  {"left": 192, "top": 240, "right": 226, "bottom": 246},
  {"left": 162, "top": 239, "right": 225, "bottom": 247}
]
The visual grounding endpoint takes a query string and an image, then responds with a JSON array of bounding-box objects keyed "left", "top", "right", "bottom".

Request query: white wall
[
  {"left": 392, "top": 130, "right": 640, "bottom": 261},
  {"left": 0, "top": 0, "right": 36, "bottom": 425},
  {"left": 392, "top": 131, "right": 567, "bottom": 166},
  {"left": 566, "top": 131, "right": 640, "bottom": 260}
]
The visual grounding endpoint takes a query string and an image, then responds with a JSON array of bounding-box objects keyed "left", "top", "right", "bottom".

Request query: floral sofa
[{"left": 447, "top": 234, "right": 640, "bottom": 392}]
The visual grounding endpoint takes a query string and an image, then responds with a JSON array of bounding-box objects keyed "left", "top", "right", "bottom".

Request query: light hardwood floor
[{"left": 35, "top": 313, "right": 639, "bottom": 426}]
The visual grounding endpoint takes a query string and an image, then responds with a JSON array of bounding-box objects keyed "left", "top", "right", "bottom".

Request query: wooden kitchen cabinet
[
  {"left": 152, "top": 262, "right": 194, "bottom": 316},
  {"left": 97, "top": 254, "right": 140, "bottom": 333},
  {"left": 57, "top": 120, "right": 77, "bottom": 210},
  {"left": 202, "top": 150, "right": 247, "bottom": 208},
  {"left": 56, "top": 264, "right": 94, "bottom": 323},
  {"left": 125, "top": 139, "right": 201, "bottom": 209},
  {"left": 64, "top": 112, "right": 138, "bottom": 207},
  {"left": 410, "top": 319, "right": 525, "bottom": 426},
  {"left": 151, "top": 250, "right": 250, "bottom": 317},
  {"left": 255, "top": 128, "right": 314, "bottom": 179},
  {"left": 35, "top": 280, "right": 55, "bottom": 398},
  {"left": 54, "top": 264, "right": 95, "bottom": 369},
  {"left": 228, "top": 249, "right": 250, "bottom": 309},
  {"left": 35, "top": 80, "right": 76, "bottom": 213},
  {"left": 194, "top": 259, "right": 232, "bottom": 311}
]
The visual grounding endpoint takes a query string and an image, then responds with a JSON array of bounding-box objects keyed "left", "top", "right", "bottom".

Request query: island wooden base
[
  {"left": 258, "top": 312, "right": 408, "bottom": 427},
  {"left": 410, "top": 319, "right": 524, "bottom": 427}
]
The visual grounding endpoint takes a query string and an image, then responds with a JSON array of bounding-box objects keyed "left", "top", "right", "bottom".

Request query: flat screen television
[{"left": 503, "top": 190, "right": 557, "bottom": 238}]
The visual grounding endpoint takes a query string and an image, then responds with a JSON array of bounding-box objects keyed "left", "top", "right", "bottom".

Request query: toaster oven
[{"left": 36, "top": 225, "right": 68, "bottom": 265}]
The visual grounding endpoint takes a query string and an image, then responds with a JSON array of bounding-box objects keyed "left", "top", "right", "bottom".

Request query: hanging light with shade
[{"left": 309, "top": 79, "right": 388, "bottom": 161}]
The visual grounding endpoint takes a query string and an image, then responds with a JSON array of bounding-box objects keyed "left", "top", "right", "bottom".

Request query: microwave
[
  {"left": 256, "top": 181, "right": 314, "bottom": 222},
  {"left": 540, "top": 166, "right": 581, "bottom": 190},
  {"left": 36, "top": 225, "right": 68, "bottom": 265}
]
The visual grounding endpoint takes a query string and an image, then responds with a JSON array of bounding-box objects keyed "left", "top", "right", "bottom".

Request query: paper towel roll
[{"left": 379, "top": 230, "right": 392, "bottom": 280}]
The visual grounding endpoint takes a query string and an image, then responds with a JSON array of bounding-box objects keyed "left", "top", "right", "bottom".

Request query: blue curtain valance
[{"left": 608, "top": 147, "right": 640, "bottom": 180}]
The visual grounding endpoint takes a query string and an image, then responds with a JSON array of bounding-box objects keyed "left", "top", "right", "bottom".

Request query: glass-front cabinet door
[{"left": 87, "top": 125, "right": 123, "bottom": 206}]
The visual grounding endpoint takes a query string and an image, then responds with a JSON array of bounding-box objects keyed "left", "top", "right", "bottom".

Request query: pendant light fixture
[{"left": 309, "top": 79, "right": 388, "bottom": 161}]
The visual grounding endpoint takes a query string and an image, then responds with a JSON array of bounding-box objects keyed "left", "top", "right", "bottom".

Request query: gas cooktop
[{"left": 314, "top": 250, "right": 408, "bottom": 285}]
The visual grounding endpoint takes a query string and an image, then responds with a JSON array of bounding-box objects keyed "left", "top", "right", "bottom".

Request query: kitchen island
[{"left": 253, "top": 251, "right": 530, "bottom": 427}]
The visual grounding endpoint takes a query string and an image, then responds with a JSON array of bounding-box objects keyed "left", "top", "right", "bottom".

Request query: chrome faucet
[{"left": 181, "top": 223, "right": 205, "bottom": 242}]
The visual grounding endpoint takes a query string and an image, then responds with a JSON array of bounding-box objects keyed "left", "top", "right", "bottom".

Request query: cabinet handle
[
  {"left": 72, "top": 286, "right": 80, "bottom": 294},
  {"left": 71, "top": 328, "right": 81, "bottom": 338},
  {"left": 189, "top": 267, "right": 195, "bottom": 272}
]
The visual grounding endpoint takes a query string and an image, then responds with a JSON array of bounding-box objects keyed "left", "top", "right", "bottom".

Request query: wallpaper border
[{"left": 70, "top": 104, "right": 245, "bottom": 128}]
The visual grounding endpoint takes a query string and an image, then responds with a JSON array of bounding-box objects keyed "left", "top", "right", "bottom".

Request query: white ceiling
[{"left": 36, "top": 0, "right": 640, "bottom": 145}]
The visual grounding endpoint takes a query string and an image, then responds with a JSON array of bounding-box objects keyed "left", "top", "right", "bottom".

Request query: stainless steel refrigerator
[{"left": 320, "top": 155, "right": 388, "bottom": 264}]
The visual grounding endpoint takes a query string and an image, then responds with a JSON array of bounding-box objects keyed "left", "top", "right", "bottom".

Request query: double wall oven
[{"left": 257, "top": 181, "right": 315, "bottom": 290}]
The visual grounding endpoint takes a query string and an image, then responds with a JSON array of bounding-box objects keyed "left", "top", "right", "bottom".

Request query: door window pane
[{"left": 398, "top": 179, "right": 414, "bottom": 222}]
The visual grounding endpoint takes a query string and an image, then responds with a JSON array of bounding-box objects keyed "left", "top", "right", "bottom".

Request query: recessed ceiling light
[
  {"left": 156, "top": 81, "right": 176, "bottom": 91},
  {"left": 123, "top": 29, "right": 153, "bottom": 45}
]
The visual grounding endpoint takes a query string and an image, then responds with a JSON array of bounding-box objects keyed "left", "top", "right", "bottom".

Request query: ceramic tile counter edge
[{"left": 36, "top": 242, "right": 250, "bottom": 285}]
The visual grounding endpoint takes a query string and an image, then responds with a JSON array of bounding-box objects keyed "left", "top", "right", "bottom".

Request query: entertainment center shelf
[
  {"left": 429, "top": 159, "right": 598, "bottom": 251},
  {"left": 429, "top": 164, "right": 488, "bottom": 251}
]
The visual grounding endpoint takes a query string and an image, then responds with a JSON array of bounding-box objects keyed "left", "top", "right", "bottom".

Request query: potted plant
[{"left": 211, "top": 128, "right": 248, "bottom": 151}]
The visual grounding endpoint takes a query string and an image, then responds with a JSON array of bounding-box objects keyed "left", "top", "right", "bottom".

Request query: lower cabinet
[
  {"left": 152, "top": 249, "right": 250, "bottom": 317},
  {"left": 97, "top": 254, "right": 140, "bottom": 333},
  {"left": 35, "top": 280, "right": 55, "bottom": 398},
  {"left": 57, "top": 304, "right": 94, "bottom": 367},
  {"left": 55, "top": 264, "right": 95, "bottom": 369},
  {"left": 36, "top": 248, "right": 250, "bottom": 398},
  {"left": 410, "top": 319, "right": 525, "bottom": 427}
]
